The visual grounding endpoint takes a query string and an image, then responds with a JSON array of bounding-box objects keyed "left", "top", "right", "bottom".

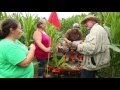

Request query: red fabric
[
  {"left": 48, "top": 12, "right": 61, "bottom": 30},
  {"left": 34, "top": 31, "right": 50, "bottom": 59}
]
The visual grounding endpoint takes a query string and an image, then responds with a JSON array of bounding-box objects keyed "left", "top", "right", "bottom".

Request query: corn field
[{"left": 0, "top": 12, "right": 120, "bottom": 78}]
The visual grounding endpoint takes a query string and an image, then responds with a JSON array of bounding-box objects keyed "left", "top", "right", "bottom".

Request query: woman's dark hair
[
  {"left": 0, "top": 18, "right": 19, "bottom": 39},
  {"left": 0, "top": 29, "right": 3, "bottom": 39},
  {"left": 37, "top": 18, "right": 46, "bottom": 28}
]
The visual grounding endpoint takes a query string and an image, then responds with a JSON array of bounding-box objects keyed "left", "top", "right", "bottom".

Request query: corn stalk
[
  {"left": 46, "top": 23, "right": 63, "bottom": 55},
  {"left": 0, "top": 12, "right": 8, "bottom": 27},
  {"left": 20, "top": 13, "right": 40, "bottom": 46},
  {"left": 96, "top": 12, "right": 120, "bottom": 77}
]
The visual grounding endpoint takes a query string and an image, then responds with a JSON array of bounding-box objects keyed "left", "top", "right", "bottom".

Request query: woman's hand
[
  {"left": 29, "top": 44, "right": 36, "bottom": 50},
  {"left": 46, "top": 47, "right": 51, "bottom": 52}
]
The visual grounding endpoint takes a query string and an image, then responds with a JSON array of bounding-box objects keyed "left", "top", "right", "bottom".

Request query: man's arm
[
  {"left": 77, "top": 32, "right": 97, "bottom": 55},
  {"left": 64, "top": 29, "right": 72, "bottom": 45}
]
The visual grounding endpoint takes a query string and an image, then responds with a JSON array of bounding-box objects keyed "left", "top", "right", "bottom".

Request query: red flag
[{"left": 48, "top": 12, "right": 61, "bottom": 30}]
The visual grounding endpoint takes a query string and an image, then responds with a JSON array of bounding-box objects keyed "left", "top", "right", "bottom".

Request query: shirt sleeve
[
  {"left": 5, "top": 45, "right": 28, "bottom": 65},
  {"left": 77, "top": 31, "right": 97, "bottom": 55},
  {"left": 78, "top": 30, "right": 83, "bottom": 40},
  {"left": 64, "top": 29, "right": 71, "bottom": 39}
]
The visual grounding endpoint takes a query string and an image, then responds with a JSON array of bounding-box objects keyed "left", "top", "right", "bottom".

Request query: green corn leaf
[{"left": 109, "top": 44, "right": 120, "bottom": 53}]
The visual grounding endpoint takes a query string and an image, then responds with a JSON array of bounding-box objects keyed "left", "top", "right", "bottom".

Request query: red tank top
[{"left": 34, "top": 31, "right": 50, "bottom": 59}]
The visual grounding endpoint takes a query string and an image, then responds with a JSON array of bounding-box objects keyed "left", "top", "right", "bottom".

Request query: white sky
[{"left": 6, "top": 12, "right": 89, "bottom": 20}]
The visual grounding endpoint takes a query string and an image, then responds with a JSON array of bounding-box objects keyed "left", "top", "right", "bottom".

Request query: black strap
[{"left": 91, "top": 57, "right": 96, "bottom": 65}]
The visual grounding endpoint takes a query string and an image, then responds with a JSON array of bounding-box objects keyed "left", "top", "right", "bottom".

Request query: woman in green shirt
[{"left": 0, "top": 18, "right": 35, "bottom": 78}]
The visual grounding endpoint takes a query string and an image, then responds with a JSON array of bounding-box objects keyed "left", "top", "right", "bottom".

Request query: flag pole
[
  {"left": 46, "top": 25, "right": 52, "bottom": 77},
  {"left": 46, "top": 37, "right": 51, "bottom": 76}
]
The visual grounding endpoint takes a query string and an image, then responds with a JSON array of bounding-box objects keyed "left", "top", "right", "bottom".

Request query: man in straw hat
[{"left": 72, "top": 15, "right": 110, "bottom": 78}]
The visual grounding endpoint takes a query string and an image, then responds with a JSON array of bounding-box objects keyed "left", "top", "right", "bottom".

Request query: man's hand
[
  {"left": 79, "top": 65, "right": 83, "bottom": 70},
  {"left": 68, "top": 41, "right": 72, "bottom": 45},
  {"left": 72, "top": 40, "right": 83, "bottom": 47},
  {"left": 72, "top": 41, "right": 79, "bottom": 47}
]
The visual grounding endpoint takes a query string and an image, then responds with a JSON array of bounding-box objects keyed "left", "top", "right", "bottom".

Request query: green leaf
[
  {"left": 57, "top": 56, "right": 65, "bottom": 67},
  {"left": 109, "top": 44, "right": 120, "bottom": 53}
]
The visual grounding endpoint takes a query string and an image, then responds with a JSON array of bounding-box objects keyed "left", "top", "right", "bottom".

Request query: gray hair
[{"left": 37, "top": 18, "right": 46, "bottom": 28}]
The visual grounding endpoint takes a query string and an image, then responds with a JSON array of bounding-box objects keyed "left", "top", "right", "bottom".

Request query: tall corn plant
[
  {"left": 46, "top": 23, "right": 63, "bottom": 55},
  {"left": 0, "top": 12, "right": 8, "bottom": 20},
  {"left": 45, "top": 22, "right": 64, "bottom": 70},
  {"left": 0, "top": 12, "right": 8, "bottom": 26},
  {"left": 20, "top": 13, "right": 40, "bottom": 46},
  {"left": 8, "top": 12, "right": 23, "bottom": 22},
  {"left": 96, "top": 12, "right": 120, "bottom": 77},
  {"left": 6, "top": 12, "right": 40, "bottom": 46},
  {"left": 48, "top": 54, "right": 65, "bottom": 68}
]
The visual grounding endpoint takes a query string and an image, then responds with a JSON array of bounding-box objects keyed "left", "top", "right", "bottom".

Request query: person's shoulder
[
  {"left": 77, "top": 28, "right": 81, "bottom": 31},
  {"left": 0, "top": 39, "right": 11, "bottom": 45},
  {"left": 65, "top": 29, "right": 71, "bottom": 36},
  {"left": 91, "top": 23, "right": 100, "bottom": 31},
  {"left": 34, "top": 30, "right": 42, "bottom": 35},
  {"left": 0, "top": 39, "right": 13, "bottom": 51},
  {"left": 16, "top": 40, "right": 24, "bottom": 45},
  {"left": 66, "top": 29, "right": 72, "bottom": 33},
  {"left": 94, "top": 24, "right": 105, "bottom": 32},
  {"left": 34, "top": 29, "right": 39, "bottom": 33},
  {"left": 93, "top": 23, "right": 102, "bottom": 28},
  {"left": 16, "top": 39, "right": 21, "bottom": 43}
]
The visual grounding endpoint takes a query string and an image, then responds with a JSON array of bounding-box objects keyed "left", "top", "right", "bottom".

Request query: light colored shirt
[{"left": 77, "top": 23, "right": 110, "bottom": 70}]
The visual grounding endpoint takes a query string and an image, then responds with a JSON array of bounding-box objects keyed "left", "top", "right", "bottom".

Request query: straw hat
[{"left": 81, "top": 15, "right": 100, "bottom": 24}]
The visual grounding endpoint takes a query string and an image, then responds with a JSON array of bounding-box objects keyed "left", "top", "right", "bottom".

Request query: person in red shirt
[{"left": 33, "top": 18, "right": 51, "bottom": 78}]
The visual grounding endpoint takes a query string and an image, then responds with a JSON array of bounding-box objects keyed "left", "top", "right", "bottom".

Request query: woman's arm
[
  {"left": 64, "top": 37, "right": 72, "bottom": 45},
  {"left": 64, "top": 29, "right": 72, "bottom": 45},
  {"left": 33, "top": 30, "right": 50, "bottom": 52},
  {"left": 18, "top": 44, "right": 35, "bottom": 67}
]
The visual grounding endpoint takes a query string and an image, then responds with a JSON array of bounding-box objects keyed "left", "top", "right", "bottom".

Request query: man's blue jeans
[{"left": 80, "top": 69, "right": 97, "bottom": 78}]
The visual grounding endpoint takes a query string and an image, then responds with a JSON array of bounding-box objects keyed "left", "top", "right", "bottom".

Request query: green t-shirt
[{"left": 0, "top": 39, "right": 34, "bottom": 78}]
